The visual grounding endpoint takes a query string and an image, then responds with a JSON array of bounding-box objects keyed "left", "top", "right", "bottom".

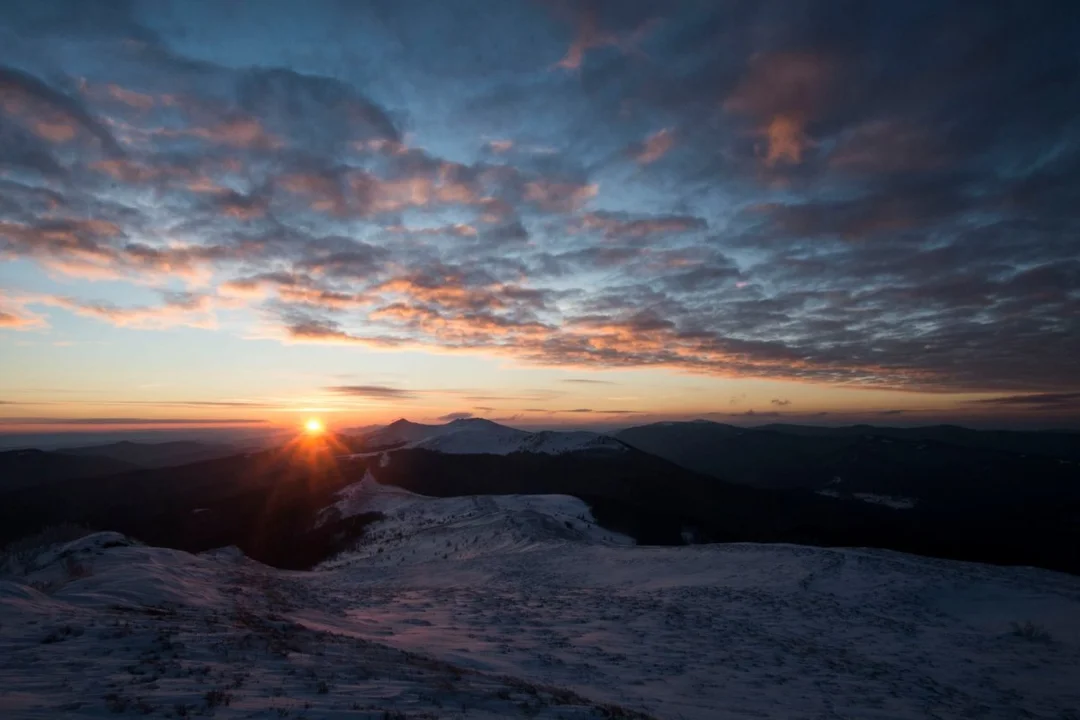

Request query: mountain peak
[
  {"left": 447, "top": 417, "right": 504, "bottom": 427},
  {"left": 358, "top": 417, "right": 626, "bottom": 456}
]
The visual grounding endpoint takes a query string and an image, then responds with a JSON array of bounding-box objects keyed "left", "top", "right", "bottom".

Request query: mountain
[
  {"left": 0, "top": 448, "right": 138, "bottom": 493},
  {"left": 58, "top": 440, "right": 239, "bottom": 468},
  {"left": 352, "top": 417, "right": 627, "bottom": 455},
  {"left": 758, "top": 423, "right": 1080, "bottom": 462},
  {"left": 614, "top": 420, "right": 1080, "bottom": 502}
]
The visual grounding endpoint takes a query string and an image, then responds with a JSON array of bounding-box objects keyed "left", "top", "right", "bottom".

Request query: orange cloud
[
  {"left": 365, "top": 167, "right": 480, "bottom": 214},
  {"left": 279, "top": 172, "right": 350, "bottom": 216},
  {"left": 479, "top": 197, "right": 515, "bottom": 224},
  {"left": 634, "top": 128, "right": 674, "bottom": 164},
  {"left": 0, "top": 66, "right": 124, "bottom": 155},
  {"left": 553, "top": 8, "right": 655, "bottom": 71},
  {"left": 0, "top": 295, "right": 46, "bottom": 330},
  {"left": 555, "top": 19, "right": 617, "bottom": 70},
  {"left": 524, "top": 180, "right": 598, "bottom": 212},
  {"left": 190, "top": 117, "right": 282, "bottom": 149},
  {"left": 36, "top": 293, "right": 217, "bottom": 330},
  {"left": 219, "top": 277, "right": 271, "bottom": 299},
  {"left": 1, "top": 218, "right": 233, "bottom": 283},
  {"left": 92, "top": 158, "right": 164, "bottom": 183},
  {"left": 724, "top": 53, "right": 833, "bottom": 167},
  {"left": 368, "top": 303, "right": 551, "bottom": 342},
  {"left": 762, "top": 115, "right": 809, "bottom": 166},
  {"left": 277, "top": 286, "right": 367, "bottom": 309},
  {"left": 106, "top": 84, "right": 155, "bottom": 110},
  {"left": 282, "top": 318, "right": 404, "bottom": 348},
  {"left": 32, "top": 119, "right": 77, "bottom": 143},
  {"left": 217, "top": 192, "right": 267, "bottom": 220}
]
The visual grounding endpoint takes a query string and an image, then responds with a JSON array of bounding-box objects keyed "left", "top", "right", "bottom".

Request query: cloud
[
  {"left": 0, "top": 417, "right": 266, "bottom": 426},
  {"left": 770, "top": 398, "right": 792, "bottom": 407},
  {"left": 486, "top": 139, "right": 514, "bottom": 154},
  {"left": 437, "top": 411, "right": 473, "bottom": 421},
  {"left": 736, "top": 410, "right": 780, "bottom": 418},
  {"left": 324, "top": 385, "right": 418, "bottom": 400},
  {"left": 524, "top": 180, "right": 598, "bottom": 212},
  {"left": 0, "top": 65, "right": 124, "bottom": 155},
  {"left": 1, "top": 0, "right": 1078, "bottom": 402},
  {"left": 34, "top": 292, "right": 217, "bottom": 330},
  {"left": 112, "top": 400, "right": 275, "bottom": 408},
  {"left": 723, "top": 53, "right": 833, "bottom": 167},
  {"left": 0, "top": 296, "right": 45, "bottom": 330},
  {"left": 550, "top": 3, "right": 654, "bottom": 71},
  {"left": 561, "top": 378, "right": 615, "bottom": 385},
  {"left": 632, "top": 128, "right": 674, "bottom": 165},
  {"left": 578, "top": 211, "right": 706, "bottom": 240},
  {"left": 970, "top": 392, "right": 1080, "bottom": 408}
]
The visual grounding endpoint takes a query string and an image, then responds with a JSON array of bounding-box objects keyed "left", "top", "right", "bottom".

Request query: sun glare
[{"left": 304, "top": 418, "right": 325, "bottom": 434}]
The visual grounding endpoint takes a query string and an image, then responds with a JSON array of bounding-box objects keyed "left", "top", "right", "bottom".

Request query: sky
[{"left": 1, "top": 0, "right": 1078, "bottom": 435}]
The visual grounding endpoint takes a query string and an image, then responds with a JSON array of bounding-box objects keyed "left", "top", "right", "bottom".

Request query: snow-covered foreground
[{"left": 3, "top": 481, "right": 1080, "bottom": 719}]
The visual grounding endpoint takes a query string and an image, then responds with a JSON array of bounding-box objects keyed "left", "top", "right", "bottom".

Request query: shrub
[{"left": 0, "top": 523, "right": 93, "bottom": 575}]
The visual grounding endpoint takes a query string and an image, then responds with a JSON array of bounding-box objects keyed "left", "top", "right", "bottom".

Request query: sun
[{"left": 304, "top": 418, "right": 325, "bottom": 434}]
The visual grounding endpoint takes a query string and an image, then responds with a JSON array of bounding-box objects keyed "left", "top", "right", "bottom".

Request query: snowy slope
[
  {"left": 317, "top": 541, "right": 1080, "bottom": 720},
  {"left": 357, "top": 417, "right": 627, "bottom": 456},
  {"left": 317, "top": 466, "right": 634, "bottom": 556},
  {"left": 3, "top": 524, "right": 1080, "bottom": 719},
  {"left": 0, "top": 532, "right": 652, "bottom": 719}
]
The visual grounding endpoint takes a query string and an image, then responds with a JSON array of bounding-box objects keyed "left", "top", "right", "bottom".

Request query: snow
[
  {"left": 0, "top": 531, "right": 649, "bottom": 719},
  {"left": 816, "top": 489, "right": 918, "bottom": 509},
  {"left": 3, "top": 509, "right": 1080, "bottom": 718},
  {"left": 852, "top": 492, "right": 918, "bottom": 509},
  {"left": 317, "top": 471, "right": 634, "bottom": 552},
  {"left": 357, "top": 417, "right": 628, "bottom": 456}
]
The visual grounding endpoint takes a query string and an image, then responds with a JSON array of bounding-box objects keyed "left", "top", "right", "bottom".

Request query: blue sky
[{"left": 1, "top": 0, "right": 1079, "bottom": 432}]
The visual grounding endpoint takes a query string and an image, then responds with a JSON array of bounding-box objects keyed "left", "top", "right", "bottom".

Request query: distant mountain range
[
  {"left": 613, "top": 420, "right": 1078, "bottom": 502},
  {"left": 58, "top": 439, "right": 241, "bottom": 468},
  {"left": 1, "top": 419, "right": 1077, "bottom": 575},
  {"left": 354, "top": 417, "right": 627, "bottom": 455},
  {"left": 0, "top": 448, "right": 137, "bottom": 493},
  {"left": 0, "top": 440, "right": 240, "bottom": 493}
]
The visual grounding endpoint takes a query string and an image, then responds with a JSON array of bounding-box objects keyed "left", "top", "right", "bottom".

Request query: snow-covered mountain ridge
[
  {"left": 3, "top": 523, "right": 1078, "bottom": 719},
  {"left": 354, "top": 417, "right": 627, "bottom": 456},
  {"left": 317, "top": 468, "right": 634, "bottom": 563}
]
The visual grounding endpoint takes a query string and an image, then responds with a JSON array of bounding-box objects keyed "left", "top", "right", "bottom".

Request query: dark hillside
[
  {"left": 0, "top": 448, "right": 138, "bottom": 493},
  {"left": 0, "top": 443, "right": 373, "bottom": 568}
]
